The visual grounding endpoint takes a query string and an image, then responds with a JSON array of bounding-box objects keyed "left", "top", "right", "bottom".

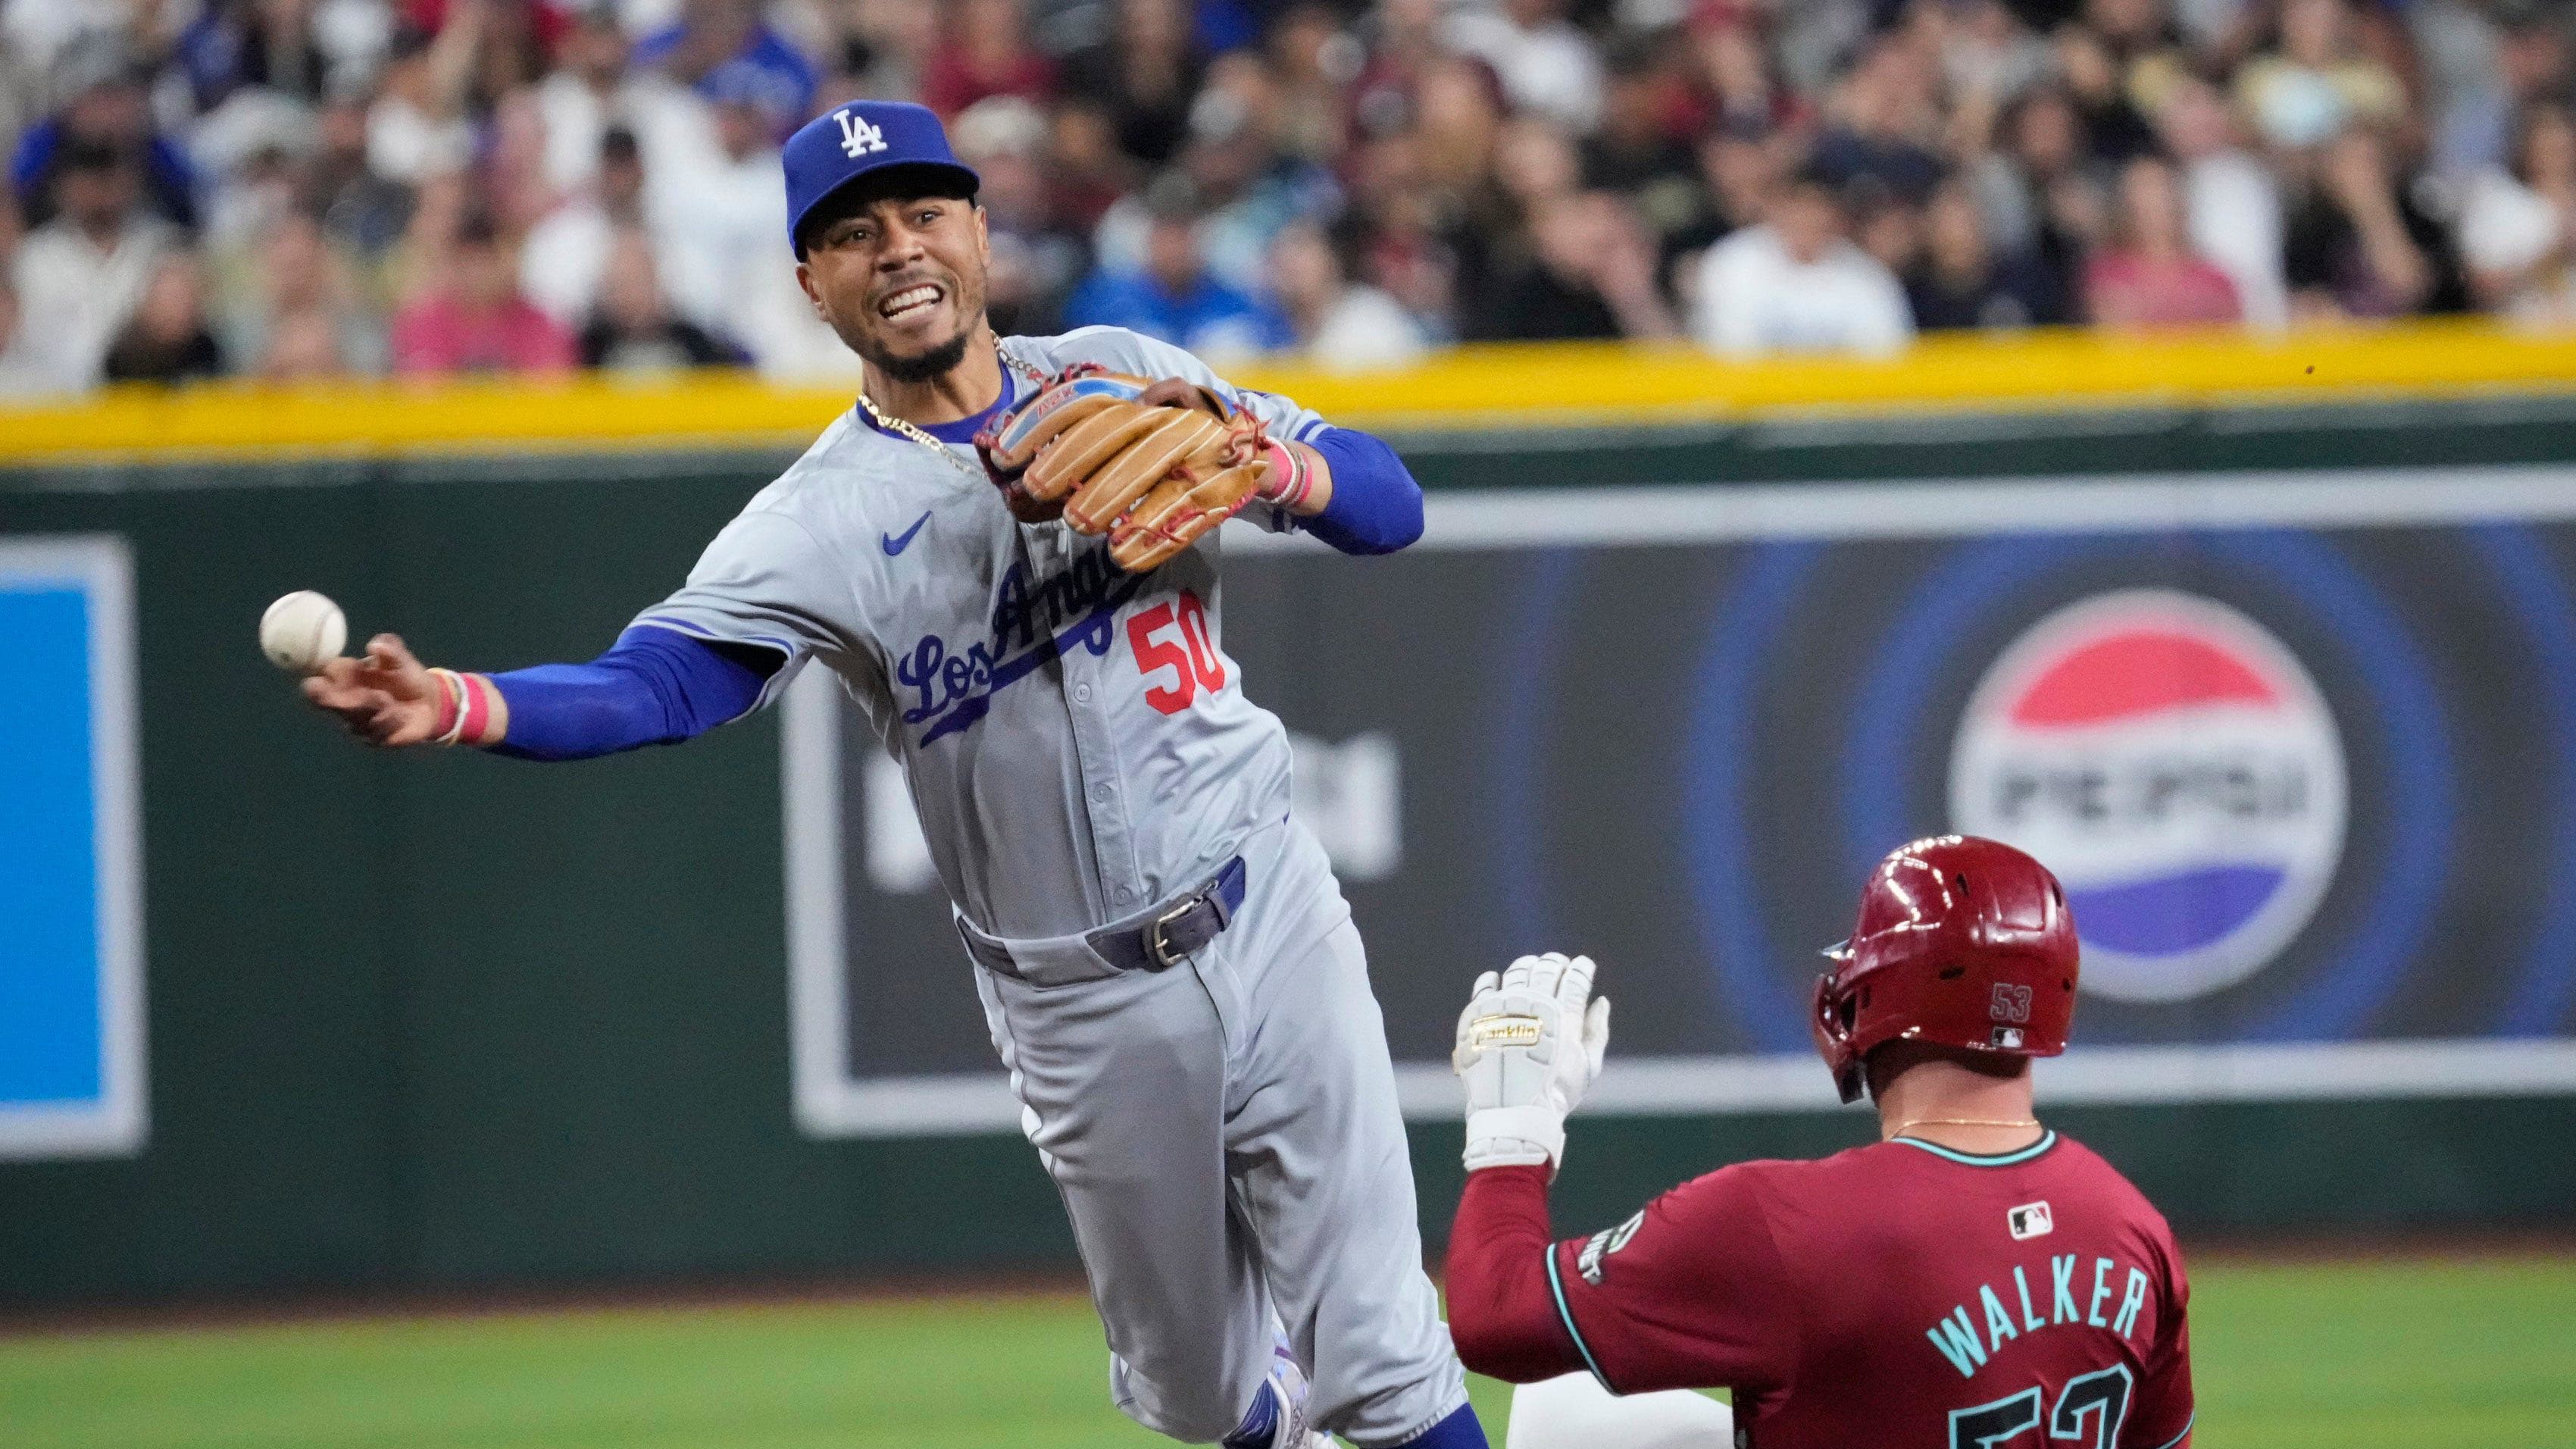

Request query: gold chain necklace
[
  {"left": 855, "top": 344, "right": 1043, "bottom": 481},
  {"left": 1893, "top": 1117, "right": 2043, "bottom": 1135}
]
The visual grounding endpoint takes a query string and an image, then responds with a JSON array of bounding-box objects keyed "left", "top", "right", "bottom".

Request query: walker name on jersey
[
  {"left": 1924, "top": 1253, "right": 2156, "bottom": 1380},
  {"left": 1949, "top": 590, "right": 2347, "bottom": 1003},
  {"left": 899, "top": 547, "right": 1146, "bottom": 743}
]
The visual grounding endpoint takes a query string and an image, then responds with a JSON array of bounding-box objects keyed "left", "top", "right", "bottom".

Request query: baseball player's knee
[{"left": 1502, "top": 1372, "right": 1732, "bottom": 1449}]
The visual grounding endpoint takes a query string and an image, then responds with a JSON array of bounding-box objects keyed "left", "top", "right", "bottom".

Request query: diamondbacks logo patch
[
  {"left": 1577, "top": 1210, "right": 1645, "bottom": 1285},
  {"left": 2008, "top": 1201, "right": 2054, "bottom": 1241}
]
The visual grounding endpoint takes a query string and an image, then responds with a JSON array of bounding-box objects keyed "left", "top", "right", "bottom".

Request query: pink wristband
[
  {"left": 1259, "top": 438, "right": 1314, "bottom": 512},
  {"left": 458, "top": 672, "right": 492, "bottom": 746}
]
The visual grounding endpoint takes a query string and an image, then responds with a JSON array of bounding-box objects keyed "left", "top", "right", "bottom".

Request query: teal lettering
[
  {"left": 2013, "top": 1266, "right": 2046, "bottom": 1332},
  {"left": 2087, "top": 1257, "right": 2115, "bottom": 1328},
  {"left": 1927, "top": 1305, "right": 1990, "bottom": 1378},
  {"left": 1980, "top": 1285, "right": 2020, "bottom": 1351},
  {"left": 2113, "top": 1266, "right": 2152, "bottom": 1339},
  {"left": 2052, "top": 1255, "right": 2080, "bottom": 1323}
]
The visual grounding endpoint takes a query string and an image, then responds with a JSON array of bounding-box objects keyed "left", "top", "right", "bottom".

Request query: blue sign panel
[{"left": 0, "top": 538, "right": 143, "bottom": 1159}]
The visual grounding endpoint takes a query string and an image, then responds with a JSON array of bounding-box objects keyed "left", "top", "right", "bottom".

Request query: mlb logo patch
[{"left": 2008, "top": 1201, "right": 2054, "bottom": 1241}]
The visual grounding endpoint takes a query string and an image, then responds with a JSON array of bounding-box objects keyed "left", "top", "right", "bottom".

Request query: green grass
[{"left": 2, "top": 1256, "right": 2570, "bottom": 1447}]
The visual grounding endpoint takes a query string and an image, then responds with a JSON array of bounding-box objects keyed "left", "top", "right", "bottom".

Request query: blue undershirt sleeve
[
  {"left": 486, "top": 624, "right": 783, "bottom": 762},
  {"left": 1299, "top": 425, "right": 1425, "bottom": 556}
]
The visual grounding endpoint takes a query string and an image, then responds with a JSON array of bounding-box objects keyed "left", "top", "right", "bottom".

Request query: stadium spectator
[
  {"left": 258, "top": 304, "right": 352, "bottom": 379},
  {"left": 1984, "top": 84, "right": 2109, "bottom": 310},
  {"left": 9, "top": 137, "right": 177, "bottom": 392},
  {"left": 1483, "top": 186, "right": 1678, "bottom": 340},
  {"left": 1905, "top": 177, "right": 2058, "bottom": 330},
  {"left": 2281, "top": 127, "right": 2459, "bottom": 320},
  {"left": 11, "top": 32, "right": 202, "bottom": 231},
  {"left": 366, "top": 20, "right": 476, "bottom": 186},
  {"left": 1063, "top": 172, "right": 1290, "bottom": 360},
  {"left": 2085, "top": 155, "right": 2243, "bottom": 327},
  {"left": 2425, "top": 2, "right": 2572, "bottom": 179},
  {"left": 535, "top": 5, "right": 646, "bottom": 195},
  {"left": 0, "top": 278, "right": 52, "bottom": 396},
  {"left": 644, "top": 64, "right": 794, "bottom": 363},
  {"left": 921, "top": 0, "right": 1055, "bottom": 120},
  {"left": 1688, "top": 169, "right": 1912, "bottom": 355},
  {"left": 2237, "top": 0, "right": 2407, "bottom": 151},
  {"left": 1581, "top": 33, "right": 1702, "bottom": 253},
  {"left": 1059, "top": 0, "right": 1205, "bottom": 167},
  {"left": 1268, "top": 218, "right": 1427, "bottom": 370},
  {"left": 1264, "top": 2, "right": 1356, "bottom": 166},
  {"left": 0, "top": 0, "right": 2565, "bottom": 399},
  {"left": 103, "top": 251, "right": 227, "bottom": 383},
  {"left": 634, "top": 0, "right": 817, "bottom": 132},
  {"left": 2160, "top": 70, "right": 2290, "bottom": 330},
  {"left": 1809, "top": 32, "right": 1946, "bottom": 202},
  {"left": 577, "top": 227, "right": 742, "bottom": 371},
  {"left": 954, "top": 95, "right": 1087, "bottom": 336},
  {"left": 1443, "top": 0, "right": 1605, "bottom": 136},
  {"left": 389, "top": 209, "right": 577, "bottom": 374},
  {"left": 221, "top": 207, "right": 385, "bottom": 376},
  {"left": 522, "top": 124, "right": 647, "bottom": 326},
  {"left": 309, "top": 94, "right": 416, "bottom": 261},
  {"left": 173, "top": 0, "right": 371, "bottom": 112},
  {"left": 2460, "top": 99, "right": 2576, "bottom": 326}
]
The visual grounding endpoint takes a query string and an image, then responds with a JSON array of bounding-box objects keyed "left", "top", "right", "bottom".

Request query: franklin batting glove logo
[
  {"left": 1468, "top": 1014, "right": 1545, "bottom": 1050},
  {"left": 836, "top": 110, "right": 889, "bottom": 158}
]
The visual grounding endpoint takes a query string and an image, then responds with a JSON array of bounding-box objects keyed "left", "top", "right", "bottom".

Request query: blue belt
[
  {"left": 1094, "top": 856, "right": 1248, "bottom": 972},
  {"left": 959, "top": 856, "right": 1249, "bottom": 983}
]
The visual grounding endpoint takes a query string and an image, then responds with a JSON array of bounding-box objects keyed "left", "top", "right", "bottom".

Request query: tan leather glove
[{"left": 976, "top": 368, "right": 1275, "bottom": 573}]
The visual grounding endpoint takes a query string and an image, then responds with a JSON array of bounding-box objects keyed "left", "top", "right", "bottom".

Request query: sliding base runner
[{"left": 1446, "top": 839, "right": 2194, "bottom": 1449}]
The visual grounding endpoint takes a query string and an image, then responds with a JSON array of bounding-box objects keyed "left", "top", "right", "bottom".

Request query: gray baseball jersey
[
  {"left": 637, "top": 326, "right": 1318, "bottom": 940},
  {"left": 636, "top": 324, "right": 1470, "bottom": 1444}
]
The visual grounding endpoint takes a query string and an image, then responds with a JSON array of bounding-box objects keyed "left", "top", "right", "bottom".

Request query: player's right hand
[
  {"left": 300, "top": 633, "right": 441, "bottom": 746},
  {"left": 1454, "top": 953, "right": 1612, "bottom": 1177}
]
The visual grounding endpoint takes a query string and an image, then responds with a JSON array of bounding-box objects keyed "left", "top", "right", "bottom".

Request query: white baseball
[{"left": 260, "top": 590, "right": 347, "bottom": 674}]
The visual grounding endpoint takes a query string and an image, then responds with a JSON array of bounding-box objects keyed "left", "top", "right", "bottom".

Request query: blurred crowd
[{"left": 2, "top": 0, "right": 2572, "bottom": 396}]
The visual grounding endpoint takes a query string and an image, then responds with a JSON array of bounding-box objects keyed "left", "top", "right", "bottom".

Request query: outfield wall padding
[{"left": 3, "top": 396, "right": 2574, "bottom": 1307}]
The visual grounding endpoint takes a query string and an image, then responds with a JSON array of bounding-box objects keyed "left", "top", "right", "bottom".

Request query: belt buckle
[{"left": 1145, "top": 893, "right": 1200, "bottom": 970}]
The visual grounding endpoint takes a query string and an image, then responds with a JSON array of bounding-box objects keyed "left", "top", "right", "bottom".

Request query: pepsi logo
[{"left": 1949, "top": 590, "right": 2346, "bottom": 1002}]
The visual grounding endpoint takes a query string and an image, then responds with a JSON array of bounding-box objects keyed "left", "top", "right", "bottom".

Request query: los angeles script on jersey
[
  {"left": 1924, "top": 1253, "right": 2157, "bottom": 1379},
  {"left": 897, "top": 546, "right": 1147, "bottom": 744}
]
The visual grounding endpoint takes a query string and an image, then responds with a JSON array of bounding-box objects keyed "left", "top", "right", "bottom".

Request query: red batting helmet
[{"left": 1811, "top": 835, "right": 2080, "bottom": 1104}]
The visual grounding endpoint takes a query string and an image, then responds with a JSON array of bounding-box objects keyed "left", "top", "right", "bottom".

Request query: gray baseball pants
[{"left": 967, "top": 818, "right": 1469, "bottom": 1446}]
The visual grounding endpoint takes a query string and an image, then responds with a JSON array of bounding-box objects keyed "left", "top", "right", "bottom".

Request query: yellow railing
[{"left": 5, "top": 319, "right": 2576, "bottom": 464}]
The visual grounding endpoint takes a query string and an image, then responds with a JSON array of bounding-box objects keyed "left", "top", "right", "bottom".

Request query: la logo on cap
[{"left": 836, "top": 109, "right": 887, "bottom": 158}]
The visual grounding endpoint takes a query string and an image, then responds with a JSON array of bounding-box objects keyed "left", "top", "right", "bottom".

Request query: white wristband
[{"left": 1465, "top": 1104, "right": 1567, "bottom": 1175}]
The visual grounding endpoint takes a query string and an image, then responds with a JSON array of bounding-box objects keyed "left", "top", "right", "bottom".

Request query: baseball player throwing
[
  {"left": 299, "top": 102, "right": 1485, "bottom": 1449},
  {"left": 1444, "top": 836, "right": 2194, "bottom": 1448}
]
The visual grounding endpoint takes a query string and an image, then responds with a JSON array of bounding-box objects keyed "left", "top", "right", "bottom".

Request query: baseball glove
[{"left": 975, "top": 366, "right": 1276, "bottom": 574}]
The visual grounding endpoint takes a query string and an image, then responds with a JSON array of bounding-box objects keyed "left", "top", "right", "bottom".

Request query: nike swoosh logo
[{"left": 882, "top": 511, "right": 932, "bottom": 556}]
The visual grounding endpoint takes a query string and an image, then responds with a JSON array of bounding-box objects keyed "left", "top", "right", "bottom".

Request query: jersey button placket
[{"left": 1062, "top": 627, "right": 1142, "bottom": 916}]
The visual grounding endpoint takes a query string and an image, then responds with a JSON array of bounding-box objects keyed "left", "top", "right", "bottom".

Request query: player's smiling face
[{"left": 798, "top": 189, "right": 992, "bottom": 383}]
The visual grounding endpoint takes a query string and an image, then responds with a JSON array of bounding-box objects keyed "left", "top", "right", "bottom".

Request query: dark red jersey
[{"left": 1447, "top": 1130, "right": 2193, "bottom": 1449}]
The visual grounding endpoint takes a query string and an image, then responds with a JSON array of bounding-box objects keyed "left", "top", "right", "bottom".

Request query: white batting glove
[{"left": 1453, "top": 953, "right": 1612, "bottom": 1176}]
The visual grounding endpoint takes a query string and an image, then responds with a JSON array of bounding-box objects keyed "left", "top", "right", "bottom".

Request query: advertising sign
[
  {"left": 0, "top": 537, "right": 145, "bottom": 1160},
  {"left": 790, "top": 468, "right": 2576, "bottom": 1136}
]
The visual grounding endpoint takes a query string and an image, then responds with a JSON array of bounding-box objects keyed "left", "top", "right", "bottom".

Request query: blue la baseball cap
[{"left": 784, "top": 100, "right": 981, "bottom": 258}]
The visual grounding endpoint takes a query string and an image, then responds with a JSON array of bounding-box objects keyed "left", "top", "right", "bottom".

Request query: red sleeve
[
  {"left": 2126, "top": 1249, "right": 2195, "bottom": 1447},
  {"left": 1444, "top": 1165, "right": 1590, "bottom": 1383},
  {"left": 1545, "top": 1163, "right": 1799, "bottom": 1397}
]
